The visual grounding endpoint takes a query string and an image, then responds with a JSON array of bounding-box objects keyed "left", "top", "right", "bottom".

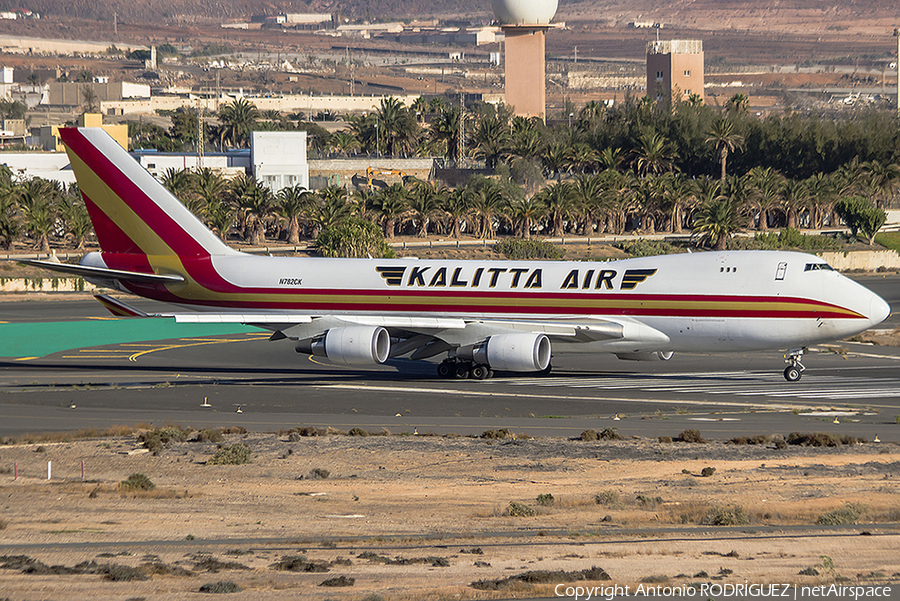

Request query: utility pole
[
  {"left": 197, "top": 99, "right": 204, "bottom": 170},
  {"left": 457, "top": 93, "right": 464, "bottom": 167},
  {"left": 895, "top": 29, "right": 900, "bottom": 115},
  {"left": 347, "top": 46, "right": 354, "bottom": 97}
]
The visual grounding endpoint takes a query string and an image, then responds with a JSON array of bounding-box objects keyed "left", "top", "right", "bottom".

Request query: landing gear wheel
[
  {"left": 453, "top": 363, "right": 470, "bottom": 379},
  {"left": 783, "top": 347, "right": 806, "bottom": 382},
  {"left": 437, "top": 362, "right": 453, "bottom": 379},
  {"left": 470, "top": 364, "right": 489, "bottom": 380},
  {"left": 538, "top": 363, "right": 553, "bottom": 376},
  {"left": 784, "top": 365, "right": 802, "bottom": 382}
]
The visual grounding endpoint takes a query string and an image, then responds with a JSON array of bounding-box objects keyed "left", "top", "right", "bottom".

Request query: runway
[{"left": 0, "top": 274, "right": 897, "bottom": 441}]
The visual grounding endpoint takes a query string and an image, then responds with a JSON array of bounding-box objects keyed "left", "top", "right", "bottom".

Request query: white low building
[{"left": 251, "top": 131, "right": 309, "bottom": 192}]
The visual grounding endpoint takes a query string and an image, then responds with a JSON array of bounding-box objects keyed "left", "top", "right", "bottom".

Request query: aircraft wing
[{"left": 91, "top": 294, "right": 669, "bottom": 361}]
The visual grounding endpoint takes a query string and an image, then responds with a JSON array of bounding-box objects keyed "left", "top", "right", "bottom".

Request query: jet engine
[
  {"left": 615, "top": 351, "right": 674, "bottom": 362},
  {"left": 296, "top": 326, "right": 390, "bottom": 365},
  {"left": 460, "top": 333, "right": 551, "bottom": 372}
]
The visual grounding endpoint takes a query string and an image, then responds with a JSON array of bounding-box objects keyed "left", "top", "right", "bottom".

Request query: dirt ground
[{"left": 0, "top": 430, "right": 898, "bottom": 599}]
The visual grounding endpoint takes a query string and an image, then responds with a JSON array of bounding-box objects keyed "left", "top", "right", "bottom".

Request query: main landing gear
[
  {"left": 436, "top": 359, "right": 553, "bottom": 380},
  {"left": 783, "top": 348, "right": 806, "bottom": 382},
  {"left": 437, "top": 358, "right": 493, "bottom": 380}
]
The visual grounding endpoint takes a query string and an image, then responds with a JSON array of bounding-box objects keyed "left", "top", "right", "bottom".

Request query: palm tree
[
  {"left": 632, "top": 130, "right": 677, "bottom": 176},
  {"left": 0, "top": 190, "right": 19, "bottom": 250},
  {"left": 17, "top": 178, "right": 59, "bottom": 252},
  {"left": 374, "top": 97, "right": 419, "bottom": 157},
  {"left": 408, "top": 181, "right": 445, "bottom": 238},
  {"left": 862, "top": 160, "right": 900, "bottom": 209},
  {"left": 598, "top": 147, "right": 625, "bottom": 172},
  {"left": 161, "top": 168, "right": 202, "bottom": 216},
  {"left": 746, "top": 166, "right": 783, "bottom": 231},
  {"left": 569, "top": 173, "right": 608, "bottom": 236},
  {"left": 506, "top": 195, "right": 545, "bottom": 238},
  {"left": 59, "top": 188, "right": 92, "bottom": 250},
  {"left": 329, "top": 131, "right": 359, "bottom": 157},
  {"left": 240, "top": 183, "right": 276, "bottom": 245},
  {"left": 565, "top": 143, "right": 599, "bottom": 175},
  {"left": 692, "top": 195, "right": 744, "bottom": 250},
  {"left": 470, "top": 113, "right": 509, "bottom": 169},
  {"left": 466, "top": 177, "right": 504, "bottom": 239},
  {"left": 780, "top": 178, "right": 809, "bottom": 229},
  {"left": 430, "top": 106, "right": 464, "bottom": 163},
  {"left": 536, "top": 180, "right": 575, "bottom": 237},
  {"left": 442, "top": 188, "right": 470, "bottom": 239},
  {"left": 706, "top": 117, "right": 744, "bottom": 180},
  {"left": 805, "top": 172, "right": 836, "bottom": 229},
  {"left": 206, "top": 199, "right": 236, "bottom": 241},
  {"left": 410, "top": 96, "right": 428, "bottom": 122},
  {"left": 276, "top": 185, "right": 313, "bottom": 244},
  {"left": 218, "top": 97, "right": 260, "bottom": 148},
  {"left": 369, "top": 183, "right": 408, "bottom": 238}
]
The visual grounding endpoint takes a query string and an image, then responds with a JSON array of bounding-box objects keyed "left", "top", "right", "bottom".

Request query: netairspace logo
[{"left": 554, "top": 583, "right": 896, "bottom": 601}]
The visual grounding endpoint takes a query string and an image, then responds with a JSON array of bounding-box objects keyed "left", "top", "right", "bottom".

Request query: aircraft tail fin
[{"left": 59, "top": 127, "right": 235, "bottom": 262}]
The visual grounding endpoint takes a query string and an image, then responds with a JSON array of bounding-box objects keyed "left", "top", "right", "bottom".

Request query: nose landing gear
[{"left": 783, "top": 348, "right": 806, "bottom": 382}]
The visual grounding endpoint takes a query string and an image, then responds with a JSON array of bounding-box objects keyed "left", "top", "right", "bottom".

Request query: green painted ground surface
[{"left": 0, "top": 319, "right": 257, "bottom": 358}]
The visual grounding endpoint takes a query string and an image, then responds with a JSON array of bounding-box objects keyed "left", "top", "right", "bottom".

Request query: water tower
[{"left": 492, "top": 0, "right": 558, "bottom": 120}]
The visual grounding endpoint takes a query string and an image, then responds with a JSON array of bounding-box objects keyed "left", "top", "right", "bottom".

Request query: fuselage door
[{"left": 775, "top": 262, "right": 787, "bottom": 281}]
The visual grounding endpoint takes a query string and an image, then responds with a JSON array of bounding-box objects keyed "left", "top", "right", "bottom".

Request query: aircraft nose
[{"left": 869, "top": 293, "right": 891, "bottom": 327}]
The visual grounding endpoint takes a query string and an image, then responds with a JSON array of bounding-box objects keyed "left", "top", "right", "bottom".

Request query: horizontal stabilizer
[{"left": 18, "top": 259, "right": 185, "bottom": 284}]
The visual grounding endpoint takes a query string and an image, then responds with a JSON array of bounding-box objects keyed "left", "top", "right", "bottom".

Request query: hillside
[{"left": 18, "top": 0, "right": 900, "bottom": 32}]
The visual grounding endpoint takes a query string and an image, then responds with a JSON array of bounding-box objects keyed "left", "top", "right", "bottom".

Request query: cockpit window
[{"left": 804, "top": 263, "right": 834, "bottom": 272}]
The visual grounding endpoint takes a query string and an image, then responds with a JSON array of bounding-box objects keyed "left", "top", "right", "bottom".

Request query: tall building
[
  {"left": 646, "top": 39, "right": 704, "bottom": 105},
  {"left": 492, "top": 0, "right": 557, "bottom": 120}
]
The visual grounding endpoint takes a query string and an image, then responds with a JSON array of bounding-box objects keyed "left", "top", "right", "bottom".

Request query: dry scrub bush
[
  {"left": 701, "top": 505, "right": 749, "bottom": 526},
  {"left": 140, "top": 426, "right": 192, "bottom": 455},
  {"left": 594, "top": 491, "right": 620, "bottom": 507},
  {"left": 505, "top": 501, "right": 537, "bottom": 517},
  {"left": 195, "top": 429, "right": 224, "bottom": 443},
  {"left": 817, "top": 503, "right": 866, "bottom": 525},
  {"left": 536, "top": 493, "right": 555, "bottom": 506},
  {"left": 581, "top": 428, "right": 623, "bottom": 441},
  {"left": 199, "top": 580, "right": 241, "bottom": 593},
  {"left": 207, "top": 443, "right": 252, "bottom": 465},
  {"left": 119, "top": 473, "right": 155, "bottom": 491}
]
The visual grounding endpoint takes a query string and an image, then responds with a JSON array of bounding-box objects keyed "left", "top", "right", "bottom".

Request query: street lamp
[
  {"left": 568, "top": 112, "right": 574, "bottom": 128},
  {"left": 375, "top": 122, "right": 380, "bottom": 157}
]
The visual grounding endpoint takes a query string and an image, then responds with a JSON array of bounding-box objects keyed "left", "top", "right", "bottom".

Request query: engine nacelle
[
  {"left": 461, "top": 333, "right": 551, "bottom": 372},
  {"left": 615, "top": 351, "right": 674, "bottom": 362},
  {"left": 296, "top": 326, "right": 390, "bottom": 365}
]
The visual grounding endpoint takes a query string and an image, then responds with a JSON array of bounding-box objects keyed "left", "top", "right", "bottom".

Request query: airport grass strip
[{"left": 0, "top": 319, "right": 256, "bottom": 358}]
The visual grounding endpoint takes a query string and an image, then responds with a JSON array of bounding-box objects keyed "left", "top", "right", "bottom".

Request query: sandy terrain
[{"left": 0, "top": 429, "right": 898, "bottom": 599}]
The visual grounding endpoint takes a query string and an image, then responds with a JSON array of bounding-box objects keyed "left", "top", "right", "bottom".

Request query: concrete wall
[
  {"left": 0, "top": 277, "right": 95, "bottom": 293},
  {"left": 818, "top": 250, "right": 900, "bottom": 271},
  {"left": 0, "top": 34, "right": 145, "bottom": 55},
  {"left": 102, "top": 93, "right": 422, "bottom": 116},
  {"left": 48, "top": 82, "right": 150, "bottom": 105}
]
